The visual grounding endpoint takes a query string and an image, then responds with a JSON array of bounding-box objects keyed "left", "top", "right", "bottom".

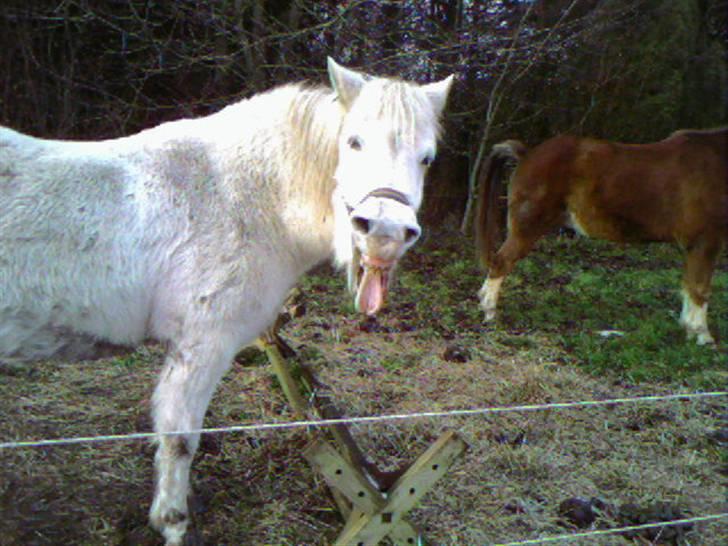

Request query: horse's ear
[
  {"left": 327, "top": 57, "right": 367, "bottom": 108},
  {"left": 422, "top": 74, "right": 455, "bottom": 117}
]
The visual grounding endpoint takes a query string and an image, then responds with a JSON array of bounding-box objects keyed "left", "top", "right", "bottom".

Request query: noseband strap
[{"left": 346, "top": 187, "right": 411, "bottom": 214}]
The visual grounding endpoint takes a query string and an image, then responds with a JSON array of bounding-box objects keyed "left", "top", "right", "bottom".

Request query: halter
[{"left": 345, "top": 187, "right": 411, "bottom": 214}]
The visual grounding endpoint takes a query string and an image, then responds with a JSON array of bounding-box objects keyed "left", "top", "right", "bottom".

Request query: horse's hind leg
[
  {"left": 479, "top": 275, "right": 504, "bottom": 321},
  {"left": 680, "top": 236, "right": 723, "bottom": 345},
  {"left": 479, "top": 190, "right": 561, "bottom": 321},
  {"left": 149, "top": 337, "right": 237, "bottom": 545},
  {"left": 478, "top": 230, "right": 544, "bottom": 321}
]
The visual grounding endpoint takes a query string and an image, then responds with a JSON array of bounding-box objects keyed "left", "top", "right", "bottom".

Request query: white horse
[{"left": 0, "top": 58, "right": 453, "bottom": 544}]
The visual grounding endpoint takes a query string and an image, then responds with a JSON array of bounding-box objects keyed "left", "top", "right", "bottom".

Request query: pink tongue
[{"left": 357, "top": 268, "right": 386, "bottom": 315}]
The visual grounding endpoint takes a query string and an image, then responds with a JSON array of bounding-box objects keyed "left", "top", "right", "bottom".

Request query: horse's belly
[
  {"left": 567, "top": 208, "right": 665, "bottom": 243},
  {"left": 0, "top": 253, "right": 153, "bottom": 364},
  {"left": 0, "top": 315, "right": 137, "bottom": 364},
  {"left": 567, "top": 211, "right": 591, "bottom": 237},
  {"left": 566, "top": 210, "right": 623, "bottom": 240},
  {"left": 566, "top": 186, "right": 629, "bottom": 240},
  {"left": 0, "top": 293, "right": 150, "bottom": 363}
]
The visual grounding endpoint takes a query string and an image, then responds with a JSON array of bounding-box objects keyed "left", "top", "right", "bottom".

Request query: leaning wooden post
[
  {"left": 255, "top": 331, "right": 353, "bottom": 516},
  {"left": 255, "top": 333, "right": 309, "bottom": 418}
]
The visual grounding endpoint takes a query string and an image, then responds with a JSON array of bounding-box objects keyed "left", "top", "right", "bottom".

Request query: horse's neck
[
  {"left": 279, "top": 86, "right": 342, "bottom": 269},
  {"left": 217, "top": 84, "right": 342, "bottom": 271}
]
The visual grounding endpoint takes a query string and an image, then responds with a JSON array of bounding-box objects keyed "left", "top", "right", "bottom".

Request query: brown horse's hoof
[{"left": 482, "top": 308, "right": 497, "bottom": 322}]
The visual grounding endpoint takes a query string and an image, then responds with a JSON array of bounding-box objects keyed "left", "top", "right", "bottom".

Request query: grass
[
  {"left": 386, "top": 231, "right": 727, "bottom": 389},
  {"left": 0, "top": 228, "right": 726, "bottom": 545},
  {"left": 499, "top": 237, "right": 726, "bottom": 388}
]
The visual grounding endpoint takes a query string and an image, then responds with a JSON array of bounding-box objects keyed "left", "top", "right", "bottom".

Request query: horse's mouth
[{"left": 354, "top": 255, "right": 394, "bottom": 316}]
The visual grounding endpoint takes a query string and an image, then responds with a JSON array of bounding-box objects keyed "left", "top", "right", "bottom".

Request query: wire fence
[
  {"left": 1, "top": 391, "right": 725, "bottom": 449},
  {"left": 1, "top": 390, "right": 726, "bottom": 544},
  {"left": 494, "top": 513, "right": 728, "bottom": 546}
]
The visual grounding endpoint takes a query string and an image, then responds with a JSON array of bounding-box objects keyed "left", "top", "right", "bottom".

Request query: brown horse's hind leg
[
  {"left": 478, "top": 230, "right": 545, "bottom": 321},
  {"left": 478, "top": 174, "right": 564, "bottom": 321},
  {"left": 479, "top": 275, "right": 504, "bottom": 321},
  {"left": 680, "top": 236, "right": 723, "bottom": 345}
]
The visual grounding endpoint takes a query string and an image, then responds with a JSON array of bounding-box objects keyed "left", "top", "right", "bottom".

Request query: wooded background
[{"left": 1, "top": 0, "right": 726, "bottom": 224}]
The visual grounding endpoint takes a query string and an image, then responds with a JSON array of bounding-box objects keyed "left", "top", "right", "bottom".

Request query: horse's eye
[
  {"left": 421, "top": 155, "right": 434, "bottom": 167},
  {"left": 348, "top": 136, "right": 362, "bottom": 151}
]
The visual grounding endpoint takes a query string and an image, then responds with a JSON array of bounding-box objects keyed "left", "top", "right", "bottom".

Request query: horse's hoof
[
  {"left": 482, "top": 309, "right": 497, "bottom": 322},
  {"left": 687, "top": 327, "right": 715, "bottom": 346},
  {"left": 696, "top": 333, "right": 715, "bottom": 346}
]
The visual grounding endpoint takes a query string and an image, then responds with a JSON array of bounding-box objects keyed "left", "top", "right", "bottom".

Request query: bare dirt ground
[{"left": 1, "top": 228, "right": 726, "bottom": 545}]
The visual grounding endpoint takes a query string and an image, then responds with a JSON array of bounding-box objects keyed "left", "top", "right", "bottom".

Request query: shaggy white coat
[{"left": 0, "top": 59, "right": 453, "bottom": 544}]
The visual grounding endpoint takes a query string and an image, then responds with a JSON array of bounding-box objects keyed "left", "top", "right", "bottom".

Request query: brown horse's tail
[{"left": 475, "top": 139, "right": 527, "bottom": 269}]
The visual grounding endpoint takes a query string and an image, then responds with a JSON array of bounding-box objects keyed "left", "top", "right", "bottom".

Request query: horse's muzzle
[{"left": 347, "top": 188, "right": 421, "bottom": 315}]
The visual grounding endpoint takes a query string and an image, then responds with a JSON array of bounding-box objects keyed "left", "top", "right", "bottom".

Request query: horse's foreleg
[
  {"left": 149, "top": 340, "right": 235, "bottom": 545},
  {"left": 681, "top": 237, "right": 722, "bottom": 345}
]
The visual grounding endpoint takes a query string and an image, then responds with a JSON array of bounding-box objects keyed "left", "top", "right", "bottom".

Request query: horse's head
[{"left": 327, "top": 58, "right": 453, "bottom": 315}]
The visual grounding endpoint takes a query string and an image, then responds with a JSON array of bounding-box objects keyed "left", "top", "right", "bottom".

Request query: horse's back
[
  {"left": 0, "top": 103, "right": 287, "bottom": 365},
  {"left": 512, "top": 131, "right": 727, "bottom": 243},
  {"left": 1, "top": 125, "right": 39, "bottom": 148},
  {"left": 587, "top": 134, "right": 725, "bottom": 241},
  {"left": 1, "top": 126, "right": 140, "bottom": 240},
  {"left": 0, "top": 126, "right": 155, "bottom": 363}
]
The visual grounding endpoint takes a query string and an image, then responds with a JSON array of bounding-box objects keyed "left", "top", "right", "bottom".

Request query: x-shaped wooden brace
[
  {"left": 255, "top": 303, "right": 467, "bottom": 546},
  {"left": 304, "top": 431, "right": 467, "bottom": 546}
]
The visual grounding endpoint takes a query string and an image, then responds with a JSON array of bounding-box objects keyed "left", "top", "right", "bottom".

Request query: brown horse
[{"left": 475, "top": 128, "right": 728, "bottom": 344}]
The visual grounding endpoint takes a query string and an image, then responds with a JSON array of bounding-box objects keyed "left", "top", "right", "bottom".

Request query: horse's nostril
[
  {"left": 405, "top": 226, "right": 420, "bottom": 243},
  {"left": 351, "top": 216, "right": 370, "bottom": 234}
]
